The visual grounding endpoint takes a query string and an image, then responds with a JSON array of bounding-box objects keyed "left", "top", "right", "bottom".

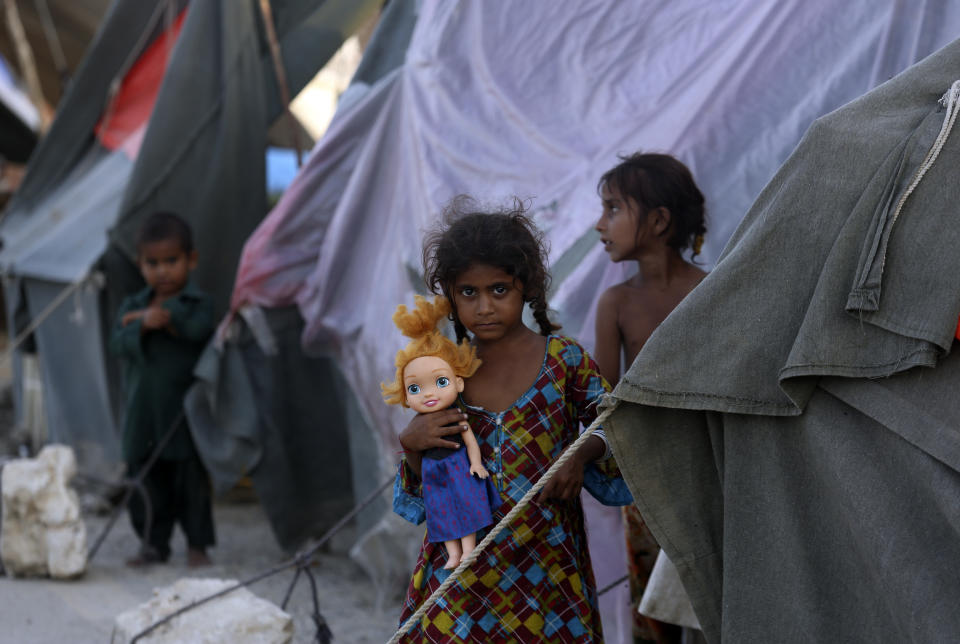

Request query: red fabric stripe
[{"left": 94, "top": 10, "right": 187, "bottom": 157}]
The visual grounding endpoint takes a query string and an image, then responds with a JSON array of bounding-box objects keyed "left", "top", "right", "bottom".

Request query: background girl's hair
[
  {"left": 422, "top": 196, "right": 559, "bottom": 342},
  {"left": 597, "top": 152, "right": 707, "bottom": 259}
]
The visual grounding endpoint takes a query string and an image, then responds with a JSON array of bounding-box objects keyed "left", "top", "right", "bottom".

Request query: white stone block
[
  {"left": 1, "top": 444, "right": 87, "bottom": 578},
  {"left": 45, "top": 523, "right": 88, "bottom": 578},
  {"left": 112, "top": 578, "right": 294, "bottom": 644}
]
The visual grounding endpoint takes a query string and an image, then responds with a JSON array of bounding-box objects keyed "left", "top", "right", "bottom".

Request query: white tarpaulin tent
[{"left": 200, "top": 0, "right": 960, "bottom": 638}]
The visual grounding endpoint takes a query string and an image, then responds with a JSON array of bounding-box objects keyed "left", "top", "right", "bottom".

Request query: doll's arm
[{"left": 461, "top": 426, "right": 488, "bottom": 479}]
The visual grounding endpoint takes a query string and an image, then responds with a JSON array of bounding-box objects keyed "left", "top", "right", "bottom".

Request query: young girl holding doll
[
  {"left": 392, "top": 200, "right": 632, "bottom": 643},
  {"left": 383, "top": 295, "right": 501, "bottom": 570}
]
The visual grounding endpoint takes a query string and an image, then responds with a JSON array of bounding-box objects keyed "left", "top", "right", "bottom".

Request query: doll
[{"left": 382, "top": 295, "right": 501, "bottom": 569}]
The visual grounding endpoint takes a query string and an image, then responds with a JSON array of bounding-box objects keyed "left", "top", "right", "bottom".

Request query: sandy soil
[{"left": 0, "top": 497, "right": 403, "bottom": 643}]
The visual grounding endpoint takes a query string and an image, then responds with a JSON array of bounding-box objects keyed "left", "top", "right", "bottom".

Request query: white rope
[
  {"left": 879, "top": 79, "right": 960, "bottom": 278},
  {"left": 0, "top": 273, "right": 94, "bottom": 370},
  {"left": 386, "top": 399, "right": 620, "bottom": 644}
]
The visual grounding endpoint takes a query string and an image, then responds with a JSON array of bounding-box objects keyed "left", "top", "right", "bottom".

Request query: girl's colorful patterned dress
[{"left": 393, "top": 335, "right": 632, "bottom": 643}]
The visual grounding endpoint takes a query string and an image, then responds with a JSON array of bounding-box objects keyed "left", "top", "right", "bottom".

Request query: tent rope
[
  {"left": 878, "top": 78, "right": 960, "bottom": 278},
  {"left": 0, "top": 272, "right": 98, "bottom": 370},
  {"left": 84, "top": 409, "right": 186, "bottom": 563},
  {"left": 597, "top": 572, "right": 629, "bottom": 597},
  {"left": 386, "top": 399, "right": 620, "bottom": 644},
  {"left": 128, "top": 475, "right": 393, "bottom": 643}
]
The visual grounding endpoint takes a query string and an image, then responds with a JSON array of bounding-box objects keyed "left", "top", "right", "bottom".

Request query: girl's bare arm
[
  {"left": 593, "top": 288, "right": 622, "bottom": 388},
  {"left": 537, "top": 434, "right": 606, "bottom": 502}
]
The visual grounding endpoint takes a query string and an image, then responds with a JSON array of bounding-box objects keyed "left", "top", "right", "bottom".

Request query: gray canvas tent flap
[
  {"left": 609, "top": 44, "right": 960, "bottom": 418},
  {"left": 0, "top": 147, "right": 130, "bottom": 281},
  {"left": 188, "top": 307, "right": 378, "bottom": 551},
  {"left": 605, "top": 39, "right": 960, "bottom": 643}
]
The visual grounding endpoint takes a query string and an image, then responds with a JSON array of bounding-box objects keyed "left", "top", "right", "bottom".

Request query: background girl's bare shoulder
[{"left": 596, "top": 280, "right": 635, "bottom": 313}]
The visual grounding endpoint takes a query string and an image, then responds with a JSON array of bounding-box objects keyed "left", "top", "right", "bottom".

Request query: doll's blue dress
[{"left": 421, "top": 414, "right": 501, "bottom": 542}]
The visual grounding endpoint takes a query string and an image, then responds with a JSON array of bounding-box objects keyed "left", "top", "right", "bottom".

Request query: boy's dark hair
[
  {"left": 423, "top": 197, "right": 558, "bottom": 342},
  {"left": 598, "top": 152, "right": 707, "bottom": 258},
  {"left": 136, "top": 211, "right": 194, "bottom": 253}
]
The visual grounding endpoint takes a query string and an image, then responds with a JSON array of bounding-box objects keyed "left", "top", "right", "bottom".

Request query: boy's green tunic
[
  {"left": 109, "top": 281, "right": 214, "bottom": 464},
  {"left": 109, "top": 280, "right": 216, "bottom": 558}
]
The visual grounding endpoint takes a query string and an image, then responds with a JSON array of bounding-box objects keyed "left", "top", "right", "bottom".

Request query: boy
[
  {"left": 593, "top": 153, "right": 708, "bottom": 643},
  {"left": 109, "top": 211, "right": 215, "bottom": 567}
]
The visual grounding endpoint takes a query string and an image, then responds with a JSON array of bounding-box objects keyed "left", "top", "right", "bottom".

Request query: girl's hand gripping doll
[{"left": 382, "top": 295, "right": 501, "bottom": 569}]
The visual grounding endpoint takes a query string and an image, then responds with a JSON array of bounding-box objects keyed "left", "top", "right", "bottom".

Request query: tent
[
  {"left": 188, "top": 0, "right": 960, "bottom": 637},
  {"left": 604, "top": 40, "right": 960, "bottom": 642},
  {"left": 0, "top": 0, "right": 379, "bottom": 486}
]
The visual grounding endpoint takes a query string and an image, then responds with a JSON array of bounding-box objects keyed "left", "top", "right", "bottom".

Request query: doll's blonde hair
[{"left": 381, "top": 295, "right": 482, "bottom": 407}]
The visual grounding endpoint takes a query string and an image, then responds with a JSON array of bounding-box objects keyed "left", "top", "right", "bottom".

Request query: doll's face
[{"left": 403, "top": 356, "right": 464, "bottom": 412}]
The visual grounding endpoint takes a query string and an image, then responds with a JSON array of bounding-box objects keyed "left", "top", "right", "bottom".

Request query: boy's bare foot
[
  {"left": 187, "top": 547, "right": 212, "bottom": 568},
  {"left": 125, "top": 546, "right": 167, "bottom": 567}
]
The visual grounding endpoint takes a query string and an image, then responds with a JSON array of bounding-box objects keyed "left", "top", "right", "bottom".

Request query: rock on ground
[
  {"left": 112, "top": 577, "right": 293, "bottom": 644},
  {"left": 1, "top": 444, "right": 87, "bottom": 578}
]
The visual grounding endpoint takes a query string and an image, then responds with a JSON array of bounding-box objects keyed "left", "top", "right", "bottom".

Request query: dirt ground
[
  {"left": 0, "top": 494, "right": 403, "bottom": 643},
  {"left": 0, "top": 323, "right": 403, "bottom": 644}
]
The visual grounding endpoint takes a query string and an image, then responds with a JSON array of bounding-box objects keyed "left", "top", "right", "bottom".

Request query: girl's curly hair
[
  {"left": 422, "top": 197, "right": 559, "bottom": 342},
  {"left": 381, "top": 295, "right": 481, "bottom": 407}
]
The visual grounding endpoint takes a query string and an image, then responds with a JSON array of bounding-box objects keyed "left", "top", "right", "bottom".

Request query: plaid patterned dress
[{"left": 393, "top": 336, "right": 632, "bottom": 643}]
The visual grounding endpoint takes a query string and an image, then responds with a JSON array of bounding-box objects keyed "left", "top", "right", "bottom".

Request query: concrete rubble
[
  {"left": 1, "top": 444, "right": 87, "bottom": 578},
  {"left": 112, "top": 577, "right": 294, "bottom": 643}
]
